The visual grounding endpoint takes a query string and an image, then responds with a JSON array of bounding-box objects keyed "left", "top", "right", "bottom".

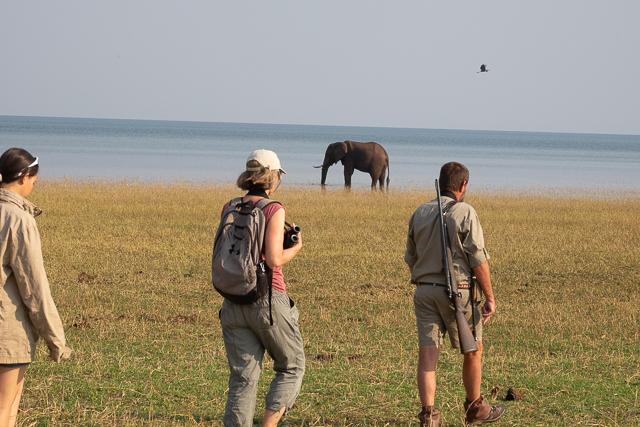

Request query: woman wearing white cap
[
  {"left": 0, "top": 148, "right": 72, "bottom": 427},
  {"left": 218, "top": 149, "right": 304, "bottom": 427}
]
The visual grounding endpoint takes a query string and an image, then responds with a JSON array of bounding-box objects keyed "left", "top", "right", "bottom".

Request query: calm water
[{"left": 1, "top": 115, "right": 639, "bottom": 190}]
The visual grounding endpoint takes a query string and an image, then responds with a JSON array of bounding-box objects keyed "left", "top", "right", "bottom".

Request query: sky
[{"left": 2, "top": 1, "right": 640, "bottom": 135}]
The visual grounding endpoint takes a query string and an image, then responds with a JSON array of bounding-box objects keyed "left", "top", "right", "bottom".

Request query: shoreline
[{"left": 36, "top": 177, "right": 640, "bottom": 200}]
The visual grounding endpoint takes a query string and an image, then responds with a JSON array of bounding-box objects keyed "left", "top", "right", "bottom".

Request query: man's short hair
[{"left": 439, "top": 162, "right": 469, "bottom": 192}]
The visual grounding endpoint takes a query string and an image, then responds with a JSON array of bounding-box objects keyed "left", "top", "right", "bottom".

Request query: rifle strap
[
  {"left": 443, "top": 201, "right": 457, "bottom": 214},
  {"left": 442, "top": 197, "right": 478, "bottom": 341}
]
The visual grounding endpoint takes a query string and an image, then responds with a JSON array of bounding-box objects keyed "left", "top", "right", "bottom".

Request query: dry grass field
[{"left": 14, "top": 181, "right": 640, "bottom": 426}]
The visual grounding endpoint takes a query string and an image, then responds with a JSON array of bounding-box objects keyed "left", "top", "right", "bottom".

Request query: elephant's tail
[{"left": 386, "top": 160, "right": 390, "bottom": 187}]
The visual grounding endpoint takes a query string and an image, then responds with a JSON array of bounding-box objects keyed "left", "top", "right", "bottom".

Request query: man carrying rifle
[{"left": 404, "top": 162, "right": 505, "bottom": 426}]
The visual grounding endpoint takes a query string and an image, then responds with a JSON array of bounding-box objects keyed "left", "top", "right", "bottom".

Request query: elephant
[{"left": 314, "top": 140, "right": 390, "bottom": 189}]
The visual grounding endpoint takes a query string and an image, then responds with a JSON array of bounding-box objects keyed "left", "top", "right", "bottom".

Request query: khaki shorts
[{"left": 414, "top": 283, "right": 482, "bottom": 348}]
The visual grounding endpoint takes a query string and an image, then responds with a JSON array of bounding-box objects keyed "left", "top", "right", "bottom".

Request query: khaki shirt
[
  {"left": 405, "top": 196, "right": 489, "bottom": 286},
  {"left": 0, "top": 189, "right": 71, "bottom": 363}
]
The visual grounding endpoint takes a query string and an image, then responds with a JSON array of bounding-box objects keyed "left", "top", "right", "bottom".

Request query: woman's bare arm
[{"left": 264, "top": 208, "right": 302, "bottom": 269}]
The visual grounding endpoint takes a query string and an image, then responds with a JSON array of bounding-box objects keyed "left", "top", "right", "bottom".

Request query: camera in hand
[{"left": 283, "top": 222, "right": 301, "bottom": 249}]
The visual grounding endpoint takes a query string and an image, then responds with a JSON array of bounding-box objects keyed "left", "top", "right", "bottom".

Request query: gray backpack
[{"left": 211, "top": 197, "right": 279, "bottom": 304}]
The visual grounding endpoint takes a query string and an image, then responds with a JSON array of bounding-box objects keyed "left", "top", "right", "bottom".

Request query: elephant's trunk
[{"left": 321, "top": 164, "right": 330, "bottom": 186}]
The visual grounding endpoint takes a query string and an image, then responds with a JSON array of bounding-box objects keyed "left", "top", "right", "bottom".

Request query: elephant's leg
[
  {"left": 378, "top": 169, "right": 387, "bottom": 190},
  {"left": 344, "top": 165, "right": 354, "bottom": 189},
  {"left": 370, "top": 174, "right": 377, "bottom": 190}
]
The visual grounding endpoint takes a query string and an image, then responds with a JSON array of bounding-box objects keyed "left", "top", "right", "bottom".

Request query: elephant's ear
[{"left": 333, "top": 142, "right": 348, "bottom": 161}]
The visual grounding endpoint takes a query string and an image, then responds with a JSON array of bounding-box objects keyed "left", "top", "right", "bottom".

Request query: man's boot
[
  {"left": 418, "top": 406, "right": 440, "bottom": 427},
  {"left": 463, "top": 396, "right": 505, "bottom": 425}
]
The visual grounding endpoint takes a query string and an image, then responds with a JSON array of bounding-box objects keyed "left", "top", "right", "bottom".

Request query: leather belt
[{"left": 418, "top": 282, "right": 471, "bottom": 289}]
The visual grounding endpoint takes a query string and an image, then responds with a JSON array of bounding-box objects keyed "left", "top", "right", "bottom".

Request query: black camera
[{"left": 283, "top": 222, "right": 301, "bottom": 249}]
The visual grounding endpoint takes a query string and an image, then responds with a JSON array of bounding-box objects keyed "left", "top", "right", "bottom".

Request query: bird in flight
[{"left": 478, "top": 64, "right": 489, "bottom": 73}]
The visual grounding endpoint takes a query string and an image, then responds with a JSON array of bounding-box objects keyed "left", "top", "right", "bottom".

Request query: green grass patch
[{"left": 13, "top": 181, "right": 640, "bottom": 426}]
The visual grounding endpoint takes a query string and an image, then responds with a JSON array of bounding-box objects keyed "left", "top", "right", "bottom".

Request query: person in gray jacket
[{"left": 0, "top": 148, "right": 72, "bottom": 427}]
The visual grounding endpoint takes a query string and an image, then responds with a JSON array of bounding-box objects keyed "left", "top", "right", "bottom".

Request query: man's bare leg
[
  {"left": 261, "top": 406, "right": 286, "bottom": 427},
  {"left": 418, "top": 345, "right": 440, "bottom": 407},
  {"left": 462, "top": 341, "right": 483, "bottom": 401}
]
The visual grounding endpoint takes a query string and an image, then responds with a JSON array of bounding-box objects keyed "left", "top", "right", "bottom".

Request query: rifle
[{"left": 435, "top": 179, "right": 478, "bottom": 354}]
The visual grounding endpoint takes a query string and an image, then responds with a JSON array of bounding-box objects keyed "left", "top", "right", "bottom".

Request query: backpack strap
[
  {"left": 251, "top": 197, "right": 282, "bottom": 326},
  {"left": 254, "top": 198, "right": 281, "bottom": 211},
  {"left": 227, "top": 197, "right": 281, "bottom": 213},
  {"left": 223, "top": 198, "right": 280, "bottom": 221},
  {"left": 223, "top": 197, "right": 244, "bottom": 217}
]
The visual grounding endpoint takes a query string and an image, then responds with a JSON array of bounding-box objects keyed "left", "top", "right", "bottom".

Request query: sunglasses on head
[{"left": 16, "top": 157, "right": 38, "bottom": 178}]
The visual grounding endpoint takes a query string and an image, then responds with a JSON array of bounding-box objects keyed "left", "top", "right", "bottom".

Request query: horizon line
[{"left": 2, "top": 114, "right": 638, "bottom": 138}]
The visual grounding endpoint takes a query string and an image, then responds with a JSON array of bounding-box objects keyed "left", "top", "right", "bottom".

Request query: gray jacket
[{"left": 0, "top": 188, "right": 71, "bottom": 363}]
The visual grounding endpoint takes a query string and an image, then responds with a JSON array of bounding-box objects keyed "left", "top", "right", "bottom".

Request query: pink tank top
[{"left": 221, "top": 199, "right": 287, "bottom": 294}]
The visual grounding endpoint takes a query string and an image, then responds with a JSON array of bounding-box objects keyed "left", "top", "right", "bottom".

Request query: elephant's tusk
[{"left": 313, "top": 165, "right": 325, "bottom": 168}]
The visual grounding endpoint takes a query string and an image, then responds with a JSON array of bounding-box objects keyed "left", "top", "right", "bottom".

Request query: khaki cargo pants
[{"left": 220, "top": 289, "right": 305, "bottom": 427}]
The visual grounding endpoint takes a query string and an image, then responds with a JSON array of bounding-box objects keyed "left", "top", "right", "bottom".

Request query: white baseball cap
[{"left": 246, "top": 149, "right": 286, "bottom": 174}]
